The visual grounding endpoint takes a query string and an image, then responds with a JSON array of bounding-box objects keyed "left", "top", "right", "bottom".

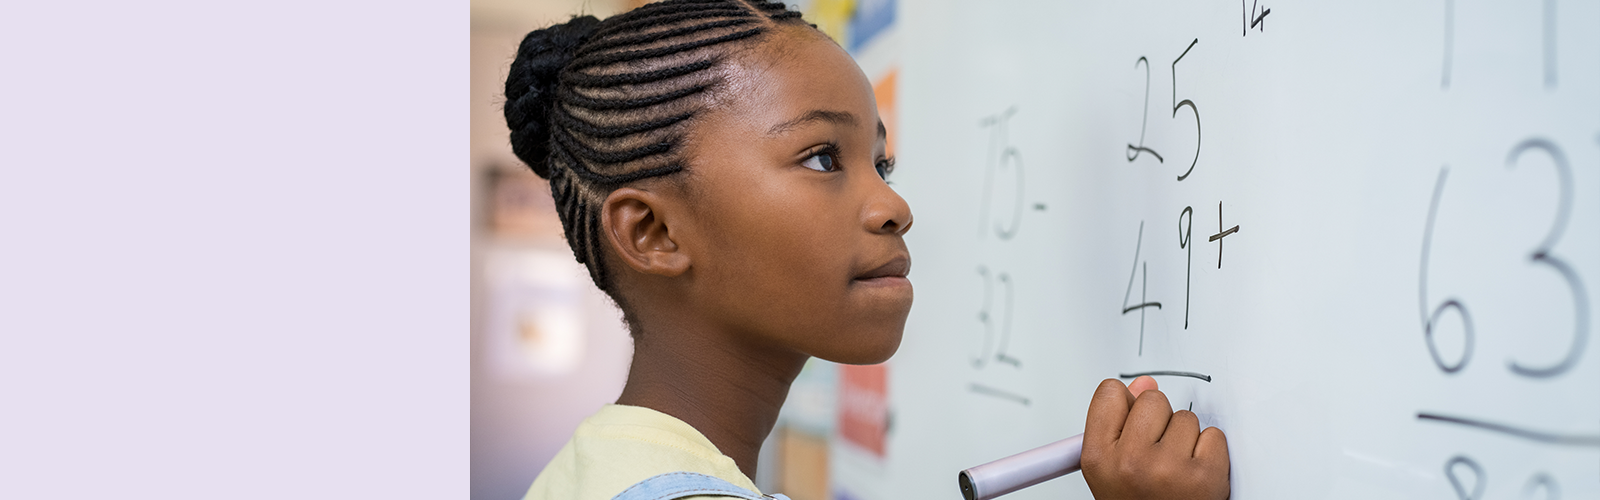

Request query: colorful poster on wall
[
  {"left": 837, "top": 363, "right": 888, "bottom": 458},
  {"left": 846, "top": 0, "right": 894, "bottom": 54}
]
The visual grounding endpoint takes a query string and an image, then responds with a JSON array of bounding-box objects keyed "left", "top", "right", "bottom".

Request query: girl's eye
[
  {"left": 801, "top": 152, "right": 836, "bottom": 172},
  {"left": 875, "top": 157, "right": 896, "bottom": 180}
]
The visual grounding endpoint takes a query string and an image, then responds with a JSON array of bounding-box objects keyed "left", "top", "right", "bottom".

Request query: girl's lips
[
  {"left": 853, "top": 275, "right": 911, "bottom": 288},
  {"left": 854, "top": 255, "right": 911, "bottom": 282}
]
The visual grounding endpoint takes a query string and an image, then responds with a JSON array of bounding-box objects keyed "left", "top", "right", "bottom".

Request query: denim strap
[{"left": 610, "top": 472, "right": 790, "bottom": 500}]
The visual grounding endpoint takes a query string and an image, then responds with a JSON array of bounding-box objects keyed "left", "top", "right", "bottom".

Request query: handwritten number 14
[{"left": 1243, "top": 0, "right": 1270, "bottom": 36}]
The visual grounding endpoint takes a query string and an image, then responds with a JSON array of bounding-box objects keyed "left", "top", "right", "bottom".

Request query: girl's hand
[{"left": 1081, "top": 377, "right": 1230, "bottom": 500}]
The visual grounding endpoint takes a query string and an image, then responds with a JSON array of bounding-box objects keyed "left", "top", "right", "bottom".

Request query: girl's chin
[{"left": 817, "top": 325, "right": 905, "bottom": 365}]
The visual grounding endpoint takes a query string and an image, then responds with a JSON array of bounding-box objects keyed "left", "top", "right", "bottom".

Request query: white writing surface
[{"left": 875, "top": 1, "right": 1600, "bottom": 498}]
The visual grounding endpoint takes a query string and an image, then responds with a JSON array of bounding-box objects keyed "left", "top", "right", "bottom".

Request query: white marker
[{"left": 957, "top": 433, "right": 1083, "bottom": 500}]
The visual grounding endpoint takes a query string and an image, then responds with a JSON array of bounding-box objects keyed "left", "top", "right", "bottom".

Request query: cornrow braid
[
  {"left": 591, "top": 7, "right": 754, "bottom": 40},
  {"left": 577, "top": 18, "right": 756, "bottom": 56},
  {"left": 557, "top": 58, "right": 716, "bottom": 88},
  {"left": 503, "top": 0, "right": 816, "bottom": 334},
  {"left": 567, "top": 24, "right": 767, "bottom": 71},
  {"left": 549, "top": 105, "right": 693, "bottom": 139},
  {"left": 748, "top": 1, "right": 795, "bottom": 12}
]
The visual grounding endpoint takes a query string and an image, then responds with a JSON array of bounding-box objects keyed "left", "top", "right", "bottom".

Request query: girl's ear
[{"left": 601, "top": 187, "right": 691, "bottom": 277}]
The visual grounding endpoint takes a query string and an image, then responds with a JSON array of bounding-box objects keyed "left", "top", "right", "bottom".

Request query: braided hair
[{"left": 503, "top": 0, "right": 813, "bottom": 329}]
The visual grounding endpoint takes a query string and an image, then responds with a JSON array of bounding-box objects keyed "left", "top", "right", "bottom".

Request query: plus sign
[{"left": 1208, "top": 201, "right": 1240, "bottom": 268}]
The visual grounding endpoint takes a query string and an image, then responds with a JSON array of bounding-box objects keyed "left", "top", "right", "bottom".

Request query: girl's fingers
[
  {"left": 1158, "top": 409, "right": 1201, "bottom": 457},
  {"left": 1195, "top": 426, "right": 1231, "bottom": 469},
  {"left": 1085, "top": 378, "right": 1138, "bottom": 450},
  {"left": 1121, "top": 389, "right": 1174, "bottom": 446},
  {"left": 1081, "top": 383, "right": 1232, "bottom": 500},
  {"left": 1127, "top": 375, "right": 1159, "bottom": 398}
]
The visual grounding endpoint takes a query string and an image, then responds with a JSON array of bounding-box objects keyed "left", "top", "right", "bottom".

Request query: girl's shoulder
[{"left": 523, "top": 405, "right": 763, "bottom": 500}]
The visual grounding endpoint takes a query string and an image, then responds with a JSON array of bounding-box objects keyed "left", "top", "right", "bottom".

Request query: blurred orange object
[
  {"left": 873, "top": 69, "right": 897, "bottom": 158},
  {"left": 837, "top": 363, "right": 887, "bottom": 458}
]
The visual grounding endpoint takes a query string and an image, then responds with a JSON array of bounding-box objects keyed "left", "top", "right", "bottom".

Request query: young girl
[{"left": 503, "top": 1, "right": 1230, "bottom": 499}]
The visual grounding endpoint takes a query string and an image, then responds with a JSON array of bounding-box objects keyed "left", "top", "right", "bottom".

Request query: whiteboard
[{"left": 856, "top": 1, "right": 1600, "bottom": 499}]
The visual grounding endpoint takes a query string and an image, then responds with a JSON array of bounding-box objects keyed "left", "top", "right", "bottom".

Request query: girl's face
[{"left": 676, "top": 26, "right": 912, "bottom": 364}]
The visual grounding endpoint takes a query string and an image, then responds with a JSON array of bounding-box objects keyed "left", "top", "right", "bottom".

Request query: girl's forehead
[{"left": 711, "top": 29, "right": 878, "bottom": 131}]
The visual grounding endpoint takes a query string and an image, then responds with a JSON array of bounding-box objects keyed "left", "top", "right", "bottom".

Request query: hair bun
[{"left": 504, "top": 15, "right": 601, "bottom": 179}]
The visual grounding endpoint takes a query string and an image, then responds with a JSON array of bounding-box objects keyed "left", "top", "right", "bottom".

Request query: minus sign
[
  {"left": 1119, "top": 370, "right": 1213, "bottom": 382},
  {"left": 1033, "top": 203, "right": 1047, "bottom": 211},
  {"left": 970, "top": 383, "right": 1032, "bottom": 406},
  {"left": 1208, "top": 225, "right": 1239, "bottom": 242}
]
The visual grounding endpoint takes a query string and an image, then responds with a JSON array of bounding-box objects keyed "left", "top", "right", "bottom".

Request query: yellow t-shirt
[{"left": 524, "top": 404, "right": 765, "bottom": 500}]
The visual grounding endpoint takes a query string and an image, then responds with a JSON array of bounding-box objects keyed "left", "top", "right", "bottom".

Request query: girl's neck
[{"left": 615, "top": 323, "right": 809, "bottom": 479}]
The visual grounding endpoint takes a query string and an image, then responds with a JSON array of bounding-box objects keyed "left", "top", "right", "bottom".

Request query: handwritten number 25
[
  {"left": 1126, "top": 57, "right": 1163, "bottom": 163},
  {"left": 1172, "top": 39, "right": 1201, "bottom": 181},
  {"left": 1128, "top": 40, "right": 1202, "bottom": 181}
]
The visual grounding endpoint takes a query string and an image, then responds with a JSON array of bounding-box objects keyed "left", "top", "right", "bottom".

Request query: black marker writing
[
  {"left": 969, "top": 383, "right": 1030, "bottom": 406},
  {"left": 979, "top": 108, "right": 1025, "bottom": 240},
  {"left": 1419, "top": 167, "right": 1475, "bottom": 373},
  {"left": 1524, "top": 474, "right": 1558, "bottom": 500},
  {"left": 974, "top": 267, "right": 1021, "bottom": 369},
  {"left": 1171, "top": 39, "right": 1201, "bottom": 181},
  {"left": 1444, "top": 455, "right": 1485, "bottom": 500},
  {"left": 1242, "top": 0, "right": 1270, "bottom": 35},
  {"left": 1127, "top": 57, "right": 1164, "bottom": 163},
  {"left": 1418, "top": 413, "right": 1600, "bottom": 447},
  {"left": 1118, "top": 371, "right": 1213, "bottom": 383},
  {"left": 1178, "top": 207, "right": 1193, "bottom": 328},
  {"left": 1503, "top": 139, "right": 1587, "bottom": 377},
  {"left": 1122, "top": 222, "right": 1161, "bottom": 356},
  {"left": 1208, "top": 201, "right": 1239, "bottom": 268}
]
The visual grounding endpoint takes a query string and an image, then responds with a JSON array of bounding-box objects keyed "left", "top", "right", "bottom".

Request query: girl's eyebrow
[{"left": 766, "top": 109, "right": 858, "bottom": 135}]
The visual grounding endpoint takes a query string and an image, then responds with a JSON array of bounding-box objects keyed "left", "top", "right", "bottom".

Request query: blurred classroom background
[{"left": 470, "top": 1, "right": 899, "bottom": 498}]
